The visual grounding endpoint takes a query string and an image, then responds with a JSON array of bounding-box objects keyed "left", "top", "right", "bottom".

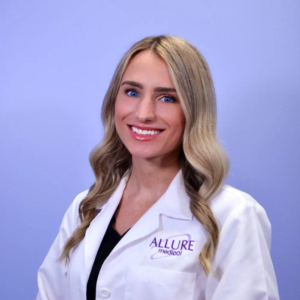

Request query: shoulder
[
  {"left": 206, "top": 186, "right": 278, "bottom": 299},
  {"left": 72, "top": 190, "right": 89, "bottom": 207},
  {"left": 209, "top": 184, "right": 270, "bottom": 231},
  {"left": 60, "top": 190, "right": 89, "bottom": 231},
  {"left": 68, "top": 190, "right": 89, "bottom": 214}
]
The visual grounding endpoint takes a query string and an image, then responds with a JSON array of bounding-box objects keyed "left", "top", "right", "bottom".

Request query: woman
[{"left": 36, "top": 36, "right": 279, "bottom": 300}]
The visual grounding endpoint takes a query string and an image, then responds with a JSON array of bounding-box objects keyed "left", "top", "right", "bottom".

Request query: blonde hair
[{"left": 60, "top": 35, "right": 230, "bottom": 275}]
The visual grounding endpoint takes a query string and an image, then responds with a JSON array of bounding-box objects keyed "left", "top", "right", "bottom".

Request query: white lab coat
[{"left": 36, "top": 171, "right": 279, "bottom": 300}]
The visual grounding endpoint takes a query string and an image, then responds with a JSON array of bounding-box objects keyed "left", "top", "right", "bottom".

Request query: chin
[
  {"left": 129, "top": 150, "right": 160, "bottom": 160},
  {"left": 125, "top": 145, "right": 163, "bottom": 160}
]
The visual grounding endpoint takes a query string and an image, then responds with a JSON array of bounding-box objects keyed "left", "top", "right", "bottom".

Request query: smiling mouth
[{"left": 129, "top": 125, "right": 164, "bottom": 136}]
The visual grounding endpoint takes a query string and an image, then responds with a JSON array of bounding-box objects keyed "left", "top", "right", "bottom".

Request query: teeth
[{"left": 131, "top": 126, "right": 161, "bottom": 135}]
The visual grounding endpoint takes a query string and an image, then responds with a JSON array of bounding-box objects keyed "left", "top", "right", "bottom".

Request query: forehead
[{"left": 122, "top": 50, "right": 175, "bottom": 88}]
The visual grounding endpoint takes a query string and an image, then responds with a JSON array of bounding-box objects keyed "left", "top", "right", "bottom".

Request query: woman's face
[{"left": 114, "top": 50, "right": 185, "bottom": 160}]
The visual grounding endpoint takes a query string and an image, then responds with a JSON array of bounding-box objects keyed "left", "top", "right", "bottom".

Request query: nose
[{"left": 135, "top": 95, "right": 156, "bottom": 123}]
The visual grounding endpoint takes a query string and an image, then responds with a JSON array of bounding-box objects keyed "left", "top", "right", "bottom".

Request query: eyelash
[{"left": 124, "top": 89, "right": 177, "bottom": 103}]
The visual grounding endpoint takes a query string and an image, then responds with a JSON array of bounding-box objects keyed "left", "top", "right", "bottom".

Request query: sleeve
[
  {"left": 36, "top": 191, "right": 87, "bottom": 300},
  {"left": 205, "top": 201, "right": 280, "bottom": 300}
]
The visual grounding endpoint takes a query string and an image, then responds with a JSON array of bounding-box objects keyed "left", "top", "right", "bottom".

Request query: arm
[
  {"left": 205, "top": 201, "right": 279, "bottom": 300},
  {"left": 36, "top": 191, "right": 87, "bottom": 300}
]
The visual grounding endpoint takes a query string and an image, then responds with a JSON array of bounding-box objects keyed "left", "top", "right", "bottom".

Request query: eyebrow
[{"left": 121, "top": 80, "right": 177, "bottom": 93}]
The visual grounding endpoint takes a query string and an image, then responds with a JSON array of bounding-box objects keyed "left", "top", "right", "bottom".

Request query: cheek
[
  {"left": 172, "top": 112, "right": 185, "bottom": 147},
  {"left": 114, "top": 102, "right": 125, "bottom": 138},
  {"left": 115, "top": 92, "right": 135, "bottom": 116},
  {"left": 114, "top": 96, "right": 127, "bottom": 124},
  {"left": 168, "top": 109, "right": 185, "bottom": 134}
]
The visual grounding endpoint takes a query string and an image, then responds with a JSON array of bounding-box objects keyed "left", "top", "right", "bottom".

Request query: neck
[{"left": 128, "top": 152, "right": 181, "bottom": 193}]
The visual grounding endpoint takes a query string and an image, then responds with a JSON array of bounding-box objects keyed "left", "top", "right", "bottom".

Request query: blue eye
[
  {"left": 161, "top": 95, "right": 176, "bottom": 103},
  {"left": 126, "top": 90, "right": 138, "bottom": 97}
]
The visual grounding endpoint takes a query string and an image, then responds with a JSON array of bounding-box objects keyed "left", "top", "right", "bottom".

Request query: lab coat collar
[{"left": 152, "top": 169, "right": 193, "bottom": 221}]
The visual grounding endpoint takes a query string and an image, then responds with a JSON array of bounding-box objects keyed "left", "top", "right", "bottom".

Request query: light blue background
[{"left": 1, "top": 1, "right": 299, "bottom": 299}]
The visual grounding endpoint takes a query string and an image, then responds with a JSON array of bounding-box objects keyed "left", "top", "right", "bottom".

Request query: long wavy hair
[{"left": 60, "top": 35, "right": 230, "bottom": 275}]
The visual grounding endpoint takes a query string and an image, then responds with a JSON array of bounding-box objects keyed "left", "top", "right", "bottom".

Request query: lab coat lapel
[
  {"left": 109, "top": 208, "right": 160, "bottom": 258},
  {"left": 154, "top": 169, "right": 193, "bottom": 221},
  {"left": 109, "top": 170, "right": 192, "bottom": 257},
  {"left": 84, "top": 176, "right": 128, "bottom": 282}
]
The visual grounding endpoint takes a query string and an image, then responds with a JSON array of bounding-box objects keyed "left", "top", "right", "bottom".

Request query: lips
[
  {"left": 128, "top": 124, "right": 164, "bottom": 131},
  {"left": 127, "top": 125, "right": 164, "bottom": 141},
  {"left": 131, "top": 125, "right": 162, "bottom": 135}
]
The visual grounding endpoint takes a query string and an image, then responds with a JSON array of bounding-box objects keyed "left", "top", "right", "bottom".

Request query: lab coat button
[{"left": 99, "top": 288, "right": 111, "bottom": 299}]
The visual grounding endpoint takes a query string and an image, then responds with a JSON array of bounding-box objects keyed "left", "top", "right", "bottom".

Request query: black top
[{"left": 86, "top": 213, "right": 130, "bottom": 300}]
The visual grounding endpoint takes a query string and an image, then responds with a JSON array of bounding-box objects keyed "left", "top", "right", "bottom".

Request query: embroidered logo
[{"left": 149, "top": 234, "right": 195, "bottom": 260}]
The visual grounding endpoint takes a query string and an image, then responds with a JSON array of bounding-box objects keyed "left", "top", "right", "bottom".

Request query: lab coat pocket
[{"left": 124, "top": 265, "right": 196, "bottom": 300}]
